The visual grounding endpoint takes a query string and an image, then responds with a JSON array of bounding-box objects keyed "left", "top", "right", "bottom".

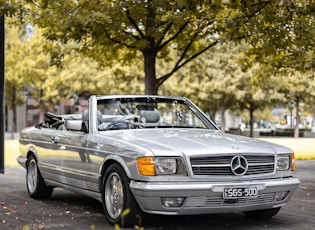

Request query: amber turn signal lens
[
  {"left": 291, "top": 153, "right": 296, "bottom": 171},
  {"left": 137, "top": 157, "right": 156, "bottom": 176}
]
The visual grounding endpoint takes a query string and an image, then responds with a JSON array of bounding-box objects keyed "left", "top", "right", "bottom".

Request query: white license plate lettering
[{"left": 223, "top": 187, "right": 258, "bottom": 199}]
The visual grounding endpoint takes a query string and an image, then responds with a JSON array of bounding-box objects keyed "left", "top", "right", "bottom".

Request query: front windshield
[{"left": 96, "top": 97, "right": 216, "bottom": 131}]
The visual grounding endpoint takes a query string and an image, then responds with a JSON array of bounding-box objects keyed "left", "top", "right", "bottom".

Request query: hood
[{"left": 101, "top": 129, "right": 292, "bottom": 157}]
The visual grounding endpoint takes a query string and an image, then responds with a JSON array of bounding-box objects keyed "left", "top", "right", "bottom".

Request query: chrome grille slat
[
  {"left": 191, "top": 156, "right": 231, "bottom": 165},
  {"left": 247, "top": 165, "right": 274, "bottom": 174},
  {"left": 192, "top": 167, "right": 231, "bottom": 175},
  {"left": 190, "top": 155, "right": 275, "bottom": 176},
  {"left": 185, "top": 193, "right": 275, "bottom": 207}
]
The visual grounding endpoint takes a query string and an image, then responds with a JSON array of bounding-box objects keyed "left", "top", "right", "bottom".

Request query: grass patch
[
  {"left": 258, "top": 137, "right": 315, "bottom": 160},
  {"left": 3, "top": 138, "right": 315, "bottom": 168},
  {"left": 5, "top": 140, "right": 20, "bottom": 167}
]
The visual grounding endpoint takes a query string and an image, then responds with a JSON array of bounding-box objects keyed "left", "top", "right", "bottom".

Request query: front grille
[
  {"left": 190, "top": 155, "right": 275, "bottom": 176},
  {"left": 184, "top": 193, "right": 275, "bottom": 208}
]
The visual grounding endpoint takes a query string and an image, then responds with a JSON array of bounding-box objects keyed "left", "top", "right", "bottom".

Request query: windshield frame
[{"left": 95, "top": 95, "right": 219, "bottom": 131}]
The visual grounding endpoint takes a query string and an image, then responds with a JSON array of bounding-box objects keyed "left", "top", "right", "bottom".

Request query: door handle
[{"left": 52, "top": 136, "right": 60, "bottom": 144}]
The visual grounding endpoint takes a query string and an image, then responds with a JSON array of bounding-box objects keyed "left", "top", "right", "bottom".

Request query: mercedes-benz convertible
[{"left": 17, "top": 95, "right": 300, "bottom": 227}]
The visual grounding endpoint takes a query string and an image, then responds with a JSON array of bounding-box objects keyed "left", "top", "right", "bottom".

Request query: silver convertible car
[{"left": 18, "top": 95, "right": 300, "bottom": 227}]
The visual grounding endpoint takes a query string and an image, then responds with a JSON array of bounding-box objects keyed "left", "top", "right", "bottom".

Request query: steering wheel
[{"left": 105, "top": 120, "right": 134, "bottom": 131}]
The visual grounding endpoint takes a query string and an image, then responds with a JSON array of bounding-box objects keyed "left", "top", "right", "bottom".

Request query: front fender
[
  {"left": 17, "top": 143, "right": 38, "bottom": 169},
  {"left": 102, "top": 154, "right": 134, "bottom": 179}
]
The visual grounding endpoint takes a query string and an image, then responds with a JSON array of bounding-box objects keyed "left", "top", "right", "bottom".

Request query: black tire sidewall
[
  {"left": 26, "top": 155, "right": 52, "bottom": 199},
  {"left": 26, "top": 155, "right": 40, "bottom": 197},
  {"left": 102, "top": 163, "right": 141, "bottom": 227}
]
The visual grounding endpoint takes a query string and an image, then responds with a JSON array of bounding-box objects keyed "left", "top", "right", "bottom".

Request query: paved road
[{"left": 0, "top": 161, "right": 314, "bottom": 230}]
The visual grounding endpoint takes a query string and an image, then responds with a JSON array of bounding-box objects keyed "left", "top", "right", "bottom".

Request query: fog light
[
  {"left": 275, "top": 191, "right": 289, "bottom": 201},
  {"left": 161, "top": 197, "right": 185, "bottom": 207}
]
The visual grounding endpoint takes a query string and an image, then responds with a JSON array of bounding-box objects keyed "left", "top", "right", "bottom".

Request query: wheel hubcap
[
  {"left": 105, "top": 172, "right": 124, "bottom": 219},
  {"left": 27, "top": 159, "right": 38, "bottom": 193}
]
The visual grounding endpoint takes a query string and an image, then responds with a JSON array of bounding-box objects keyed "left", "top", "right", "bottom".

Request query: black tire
[
  {"left": 244, "top": 207, "right": 281, "bottom": 219},
  {"left": 102, "top": 163, "right": 143, "bottom": 227},
  {"left": 26, "top": 155, "right": 53, "bottom": 199}
]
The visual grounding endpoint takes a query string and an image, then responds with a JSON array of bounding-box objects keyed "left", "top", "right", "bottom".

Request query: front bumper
[{"left": 130, "top": 177, "right": 300, "bottom": 215}]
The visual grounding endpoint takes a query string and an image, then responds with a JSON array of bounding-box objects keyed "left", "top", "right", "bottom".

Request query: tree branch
[
  {"left": 158, "top": 19, "right": 190, "bottom": 51},
  {"left": 125, "top": 9, "right": 146, "bottom": 39},
  {"left": 155, "top": 40, "right": 219, "bottom": 89},
  {"left": 103, "top": 29, "right": 137, "bottom": 49},
  {"left": 245, "top": 1, "right": 271, "bottom": 23},
  {"left": 122, "top": 30, "right": 141, "bottom": 41},
  {"left": 155, "top": 19, "right": 218, "bottom": 88},
  {"left": 155, "top": 21, "right": 173, "bottom": 48}
]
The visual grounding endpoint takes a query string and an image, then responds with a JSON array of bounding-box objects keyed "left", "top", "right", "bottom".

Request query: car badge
[{"left": 230, "top": 155, "right": 248, "bottom": 176}]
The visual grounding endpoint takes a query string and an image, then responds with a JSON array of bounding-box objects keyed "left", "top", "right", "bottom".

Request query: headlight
[
  {"left": 277, "top": 154, "right": 295, "bottom": 171},
  {"left": 156, "top": 158, "right": 176, "bottom": 174},
  {"left": 137, "top": 157, "right": 187, "bottom": 176}
]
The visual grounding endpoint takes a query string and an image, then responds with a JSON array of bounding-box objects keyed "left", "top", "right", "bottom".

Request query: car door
[{"left": 36, "top": 127, "right": 96, "bottom": 189}]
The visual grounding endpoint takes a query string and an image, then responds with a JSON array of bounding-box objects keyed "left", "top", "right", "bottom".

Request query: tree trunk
[
  {"left": 220, "top": 106, "right": 225, "bottom": 132},
  {"left": 39, "top": 101, "right": 46, "bottom": 124},
  {"left": 12, "top": 104, "right": 17, "bottom": 139},
  {"left": 143, "top": 0, "right": 158, "bottom": 95},
  {"left": 38, "top": 89, "right": 47, "bottom": 123},
  {"left": 294, "top": 98, "right": 300, "bottom": 138},
  {"left": 9, "top": 85, "right": 17, "bottom": 138},
  {"left": 143, "top": 49, "right": 158, "bottom": 95},
  {"left": 249, "top": 108, "right": 254, "bottom": 138},
  {"left": 208, "top": 110, "right": 216, "bottom": 123},
  {"left": 7, "top": 83, "right": 17, "bottom": 139}
]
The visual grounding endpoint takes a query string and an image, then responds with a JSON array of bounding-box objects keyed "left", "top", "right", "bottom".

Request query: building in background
[{"left": 6, "top": 96, "right": 88, "bottom": 135}]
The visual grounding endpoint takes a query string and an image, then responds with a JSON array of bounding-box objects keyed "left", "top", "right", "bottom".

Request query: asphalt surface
[{"left": 0, "top": 161, "right": 314, "bottom": 230}]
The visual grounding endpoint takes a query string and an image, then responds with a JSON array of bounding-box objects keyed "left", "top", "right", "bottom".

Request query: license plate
[{"left": 223, "top": 187, "right": 258, "bottom": 199}]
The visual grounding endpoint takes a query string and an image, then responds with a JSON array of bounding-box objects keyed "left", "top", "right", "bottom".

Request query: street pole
[{"left": 0, "top": 15, "right": 5, "bottom": 174}]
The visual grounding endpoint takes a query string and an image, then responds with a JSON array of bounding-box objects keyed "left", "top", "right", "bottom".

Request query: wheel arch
[
  {"left": 26, "top": 146, "right": 38, "bottom": 162},
  {"left": 99, "top": 156, "right": 133, "bottom": 192}
]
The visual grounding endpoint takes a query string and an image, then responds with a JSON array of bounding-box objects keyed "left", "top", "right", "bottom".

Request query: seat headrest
[
  {"left": 140, "top": 109, "right": 160, "bottom": 123},
  {"left": 82, "top": 110, "right": 103, "bottom": 124},
  {"left": 82, "top": 110, "right": 89, "bottom": 121},
  {"left": 81, "top": 110, "right": 89, "bottom": 133},
  {"left": 97, "top": 110, "right": 103, "bottom": 124}
]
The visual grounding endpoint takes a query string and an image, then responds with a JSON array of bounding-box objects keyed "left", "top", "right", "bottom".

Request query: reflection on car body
[{"left": 17, "top": 95, "right": 300, "bottom": 227}]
